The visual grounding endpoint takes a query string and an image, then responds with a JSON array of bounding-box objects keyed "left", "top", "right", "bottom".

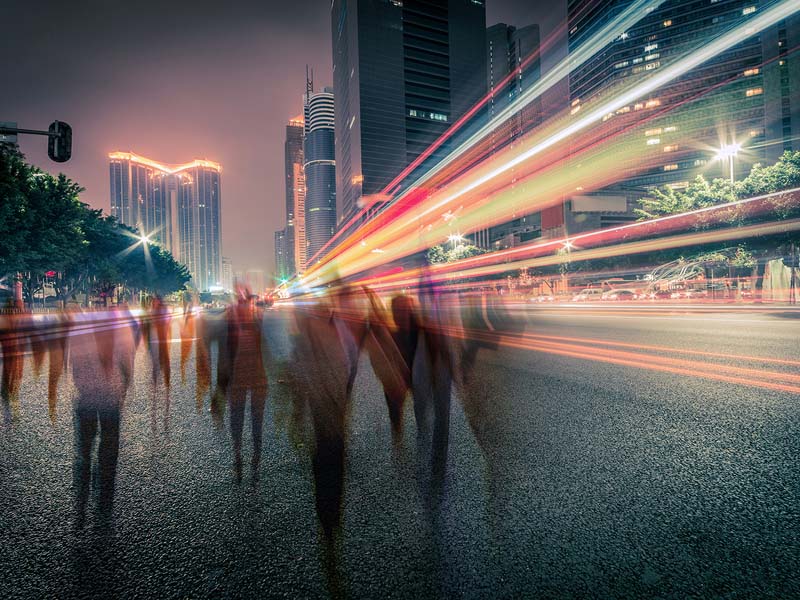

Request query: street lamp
[
  {"left": 715, "top": 142, "right": 741, "bottom": 184},
  {"left": 447, "top": 233, "right": 466, "bottom": 249}
]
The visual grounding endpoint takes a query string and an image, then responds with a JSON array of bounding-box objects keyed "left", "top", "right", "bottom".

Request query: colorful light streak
[{"left": 296, "top": 0, "right": 800, "bottom": 292}]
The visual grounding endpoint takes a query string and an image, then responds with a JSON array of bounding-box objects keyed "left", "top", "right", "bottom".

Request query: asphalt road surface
[{"left": 1, "top": 305, "right": 799, "bottom": 598}]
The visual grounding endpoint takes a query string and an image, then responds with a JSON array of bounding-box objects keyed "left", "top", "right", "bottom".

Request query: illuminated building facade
[
  {"left": 274, "top": 229, "right": 289, "bottom": 281},
  {"left": 331, "top": 0, "right": 487, "bottom": 231},
  {"left": 284, "top": 117, "right": 305, "bottom": 275},
  {"left": 551, "top": 0, "right": 800, "bottom": 238},
  {"left": 303, "top": 86, "right": 337, "bottom": 263},
  {"left": 109, "top": 152, "right": 222, "bottom": 291}
]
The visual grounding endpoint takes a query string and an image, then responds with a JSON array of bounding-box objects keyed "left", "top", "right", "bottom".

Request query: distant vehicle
[
  {"left": 603, "top": 289, "right": 637, "bottom": 301},
  {"left": 529, "top": 294, "right": 555, "bottom": 303},
  {"left": 572, "top": 288, "right": 604, "bottom": 302}
]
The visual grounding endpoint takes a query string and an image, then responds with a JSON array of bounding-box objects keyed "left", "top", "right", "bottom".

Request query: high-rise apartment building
[
  {"left": 109, "top": 152, "right": 222, "bottom": 291},
  {"left": 303, "top": 86, "right": 337, "bottom": 263},
  {"left": 331, "top": 0, "right": 487, "bottom": 231},
  {"left": 549, "top": 0, "right": 800, "bottom": 238},
  {"left": 284, "top": 117, "right": 305, "bottom": 275}
]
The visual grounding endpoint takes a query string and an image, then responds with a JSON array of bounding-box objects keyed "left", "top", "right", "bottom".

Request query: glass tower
[{"left": 303, "top": 87, "right": 337, "bottom": 264}]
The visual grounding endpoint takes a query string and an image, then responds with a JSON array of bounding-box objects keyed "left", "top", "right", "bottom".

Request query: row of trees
[{"left": 0, "top": 146, "right": 190, "bottom": 305}]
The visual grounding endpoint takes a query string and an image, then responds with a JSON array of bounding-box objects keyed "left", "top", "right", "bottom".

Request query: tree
[
  {"left": 0, "top": 146, "right": 190, "bottom": 305},
  {"left": 426, "top": 243, "right": 486, "bottom": 264},
  {"left": 635, "top": 151, "right": 800, "bottom": 221}
]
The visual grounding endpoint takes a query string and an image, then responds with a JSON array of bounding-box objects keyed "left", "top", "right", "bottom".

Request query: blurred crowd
[{"left": 0, "top": 283, "right": 526, "bottom": 571}]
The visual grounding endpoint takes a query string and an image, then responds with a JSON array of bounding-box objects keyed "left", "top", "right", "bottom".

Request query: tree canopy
[
  {"left": 0, "top": 145, "right": 190, "bottom": 304},
  {"left": 635, "top": 150, "right": 800, "bottom": 221}
]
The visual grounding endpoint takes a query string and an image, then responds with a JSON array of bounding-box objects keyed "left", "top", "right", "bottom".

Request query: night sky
[{"left": 1, "top": 0, "right": 565, "bottom": 276}]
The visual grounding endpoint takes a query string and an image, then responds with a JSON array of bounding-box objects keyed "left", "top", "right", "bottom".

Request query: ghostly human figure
[
  {"left": 0, "top": 300, "right": 27, "bottom": 422},
  {"left": 71, "top": 306, "right": 138, "bottom": 528},
  {"left": 225, "top": 293, "right": 268, "bottom": 482},
  {"left": 47, "top": 307, "right": 74, "bottom": 422}
]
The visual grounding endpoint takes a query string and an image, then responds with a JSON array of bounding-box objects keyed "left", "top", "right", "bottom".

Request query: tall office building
[
  {"left": 284, "top": 117, "right": 305, "bottom": 275},
  {"left": 475, "top": 22, "right": 542, "bottom": 250},
  {"left": 550, "top": 0, "right": 800, "bottom": 238},
  {"left": 303, "top": 85, "right": 337, "bottom": 263},
  {"left": 109, "top": 152, "right": 222, "bottom": 291},
  {"left": 331, "top": 0, "right": 487, "bottom": 231},
  {"left": 486, "top": 23, "right": 541, "bottom": 146},
  {"left": 274, "top": 229, "right": 288, "bottom": 281},
  {"left": 222, "top": 256, "right": 233, "bottom": 292},
  {"left": 108, "top": 152, "right": 174, "bottom": 251}
]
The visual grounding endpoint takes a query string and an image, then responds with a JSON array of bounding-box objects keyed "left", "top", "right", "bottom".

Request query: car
[
  {"left": 572, "top": 288, "right": 604, "bottom": 302},
  {"left": 603, "top": 289, "right": 637, "bottom": 301}
]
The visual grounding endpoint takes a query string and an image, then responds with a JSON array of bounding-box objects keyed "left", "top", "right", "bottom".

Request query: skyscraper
[
  {"left": 476, "top": 22, "right": 542, "bottom": 250},
  {"left": 303, "top": 85, "right": 337, "bottom": 263},
  {"left": 284, "top": 117, "right": 305, "bottom": 275},
  {"left": 331, "top": 0, "right": 487, "bottom": 231},
  {"left": 274, "top": 229, "right": 288, "bottom": 281},
  {"left": 109, "top": 152, "right": 222, "bottom": 291},
  {"left": 222, "top": 256, "right": 233, "bottom": 292},
  {"left": 552, "top": 0, "right": 800, "bottom": 238}
]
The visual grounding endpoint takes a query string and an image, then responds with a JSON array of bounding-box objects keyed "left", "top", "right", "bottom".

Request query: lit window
[
  {"left": 571, "top": 98, "right": 581, "bottom": 107},
  {"left": 619, "top": 32, "right": 629, "bottom": 41},
  {"left": 635, "top": 102, "right": 645, "bottom": 110},
  {"left": 664, "top": 164, "right": 678, "bottom": 171},
  {"left": 779, "top": 60, "right": 785, "bottom": 66},
  {"left": 664, "top": 126, "right": 677, "bottom": 132},
  {"left": 614, "top": 61, "right": 629, "bottom": 69},
  {"left": 644, "top": 43, "right": 658, "bottom": 52},
  {"left": 633, "top": 57, "right": 644, "bottom": 64},
  {"left": 693, "top": 159, "right": 707, "bottom": 166},
  {"left": 749, "top": 128, "right": 763, "bottom": 137},
  {"left": 570, "top": 105, "right": 582, "bottom": 115},
  {"left": 663, "top": 144, "right": 679, "bottom": 152},
  {"left": 746, "top": 87, "right": 763, "bottom": 97},
  {"left": 663, "top": 19, "right": 672, "bottom": 26},
  {"left": 645, "top": 61, "right": 660, "bottom": 70},
  {"left": 616, "top": 106, "right": 631, "bottom": 114},
  {"left": 647, "top": 137, "right": 661, "bottom": 145},
  {"left": 667, "top": 181, "right": 689, "bottom": 189},
  {"left": 645, "top": 53, "right": 660, "bottom": 61},
  {"left": 743, "top": 68, "right": 760, "bottom": 76},
  {"left": 602, "top": 113, "right": 614, "bottom": 122},
  {"left": 742, "top": 6, "right": 756, "bottom": 15},
  {"left": 409, "top": 109, "right": 418, "bottom": 117},
  {"left": 645, "top": 128, "right": 662, "bottom": 136},
  {"left": 645, "top": 98, "right": 661, "bottom": 108},
  {"left": 351, "top": 174, "right": 364, "bottom": 185}
]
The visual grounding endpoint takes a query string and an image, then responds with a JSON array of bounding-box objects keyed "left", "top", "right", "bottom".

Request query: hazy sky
[{"left": 1, "top": 0, "right": 565, "bottom": 277}]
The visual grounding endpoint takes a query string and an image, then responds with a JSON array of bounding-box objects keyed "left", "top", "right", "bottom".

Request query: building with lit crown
[{"left": 109, "top": 152, "right": 222, "bottom": 291}]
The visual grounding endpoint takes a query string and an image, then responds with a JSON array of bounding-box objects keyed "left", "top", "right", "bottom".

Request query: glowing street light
[
  {"left": 715, "top": 142, "right": 742, "bottom": 184},
  {"left": 447, "top": 233, "right": 466, "bottom": 249},
  {"left": 139, "top": 233, "right": 150, "bottom": 244}
]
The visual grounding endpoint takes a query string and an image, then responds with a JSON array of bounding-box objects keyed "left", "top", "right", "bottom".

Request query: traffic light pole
[
  {"left": 0, "top": 120, "right": 72, "bottom": 162},
  {"left": 0, "top": 126, "right": 58, "bottom": 137}
]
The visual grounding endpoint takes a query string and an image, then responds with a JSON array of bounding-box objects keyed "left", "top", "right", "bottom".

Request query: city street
[{"left": 1, "top": 306, "right": 799, "bottom": 598}]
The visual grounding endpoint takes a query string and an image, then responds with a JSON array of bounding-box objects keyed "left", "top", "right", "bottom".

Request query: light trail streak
[
  {"left": 455, "top": 327, "right": 800, "bottom": 396},
  {"left": 350, "top": 188, "right": 800, "bottom": 292},
  {"left": 299, "top": 0, "right": 800, "bottom": 291},
  {"left": 304, "top": 0, "right": 663, "bottom": 266}
]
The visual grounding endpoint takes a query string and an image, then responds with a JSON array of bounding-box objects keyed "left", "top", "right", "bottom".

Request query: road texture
[{"left": 1, "top": 305, "right": 799, "bottom": 598}]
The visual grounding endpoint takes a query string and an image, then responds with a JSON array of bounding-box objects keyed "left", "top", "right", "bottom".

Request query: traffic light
[{"left": 47, "top": 120, "right": 72, "bottom": 162}]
